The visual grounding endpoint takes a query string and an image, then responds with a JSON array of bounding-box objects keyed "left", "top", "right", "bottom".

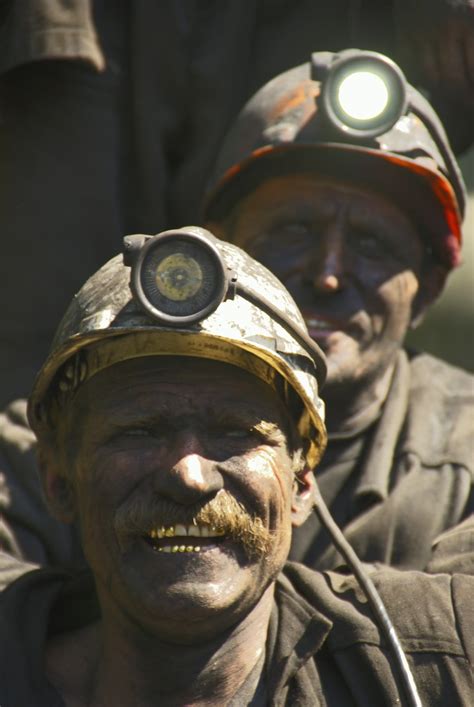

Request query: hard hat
[
  {"left": 204, "top": 50, "right": 465, "bottom": 269},
  {"left": 28, "top": 227, "right": 327, "bottom": 469}
]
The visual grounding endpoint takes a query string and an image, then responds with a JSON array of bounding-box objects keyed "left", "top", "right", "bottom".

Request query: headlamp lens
[
  {"left": 319, "top": 51, "right": 407, "bottom": 139},
  {"left": 130, "top": 230, "right": 228, "bottom": 324},
  {"left": 154, "top": 252, "right": 203, "bottom": 302},
  {"left": 337, "top": 70, "right": 389, "bottom": 121}
]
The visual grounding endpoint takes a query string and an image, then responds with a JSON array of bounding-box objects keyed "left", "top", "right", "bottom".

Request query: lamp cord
[{"left": 313, "top": 484, "right": 422, "bottom": 707}]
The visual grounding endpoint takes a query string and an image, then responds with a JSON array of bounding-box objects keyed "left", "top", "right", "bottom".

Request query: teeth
[
  {"left": 211, "top": 526, "right": 225, "bottom": 537},
  {"left": 149, "top": 524, "right": 225, "bottom": 540},
  {"left": 306, "top": 318, "right": 337, "bottom": 331},
  {"left": 157, "top": 545, "right": 203, "bottom": 553}
]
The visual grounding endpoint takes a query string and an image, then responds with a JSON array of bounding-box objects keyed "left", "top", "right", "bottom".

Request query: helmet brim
[
  {"left": 28, "top": 327, "right": 327, "bottom": 470},
  {"left": 204, "top": 143, "right": 462, "bottom": 269}
]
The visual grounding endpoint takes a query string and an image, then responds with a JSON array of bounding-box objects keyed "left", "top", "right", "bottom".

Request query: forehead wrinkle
[{"left": 71, "top": 357, "right": 290, "bottom": 429}]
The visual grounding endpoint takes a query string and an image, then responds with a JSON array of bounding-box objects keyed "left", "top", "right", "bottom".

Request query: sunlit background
[{"left": 407, "top": 148, "right": 474, "bottom": 371}]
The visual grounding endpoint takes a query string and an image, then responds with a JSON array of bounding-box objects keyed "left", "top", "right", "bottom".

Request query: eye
[
  {"left": 222, "top": 428, "right": 254, "bottom": 439},
  {"left": 272, "top": 221, "right": 313, "bottom": 246},
  {"left": 123, "top": 427, "right": 153, "bottom": 437},
  {"left": 253, "top": 221, "right": 312, "bottom": 252},
  {"left": 116, "top": 425, "right": 170, "bottom": 444},
  {"left": 351, "top": 229, "right": 384, "bottom": 258},
  {"left": 211, "top": 424, "right": 261, "bottom": 444}
]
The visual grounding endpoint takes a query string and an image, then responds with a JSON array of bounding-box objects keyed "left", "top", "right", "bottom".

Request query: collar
[
  {"left": 353, "top": 350, "right": 410, "bottom": 506},
  {"left": 265, "top": 566, "right": 334, "bottom": 697}
]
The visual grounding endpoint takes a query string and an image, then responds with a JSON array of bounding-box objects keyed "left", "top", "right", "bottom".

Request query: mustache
[{"left": 114, "top": 490, "right": 273, "bottom": 559}]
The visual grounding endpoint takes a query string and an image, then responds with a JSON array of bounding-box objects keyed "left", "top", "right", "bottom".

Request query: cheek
[
  {"left": 73, "top": 449, "right": 145, "bottom": 537},
  {"left": 241, "top": 449, "right": 294, "bottom": 525}
]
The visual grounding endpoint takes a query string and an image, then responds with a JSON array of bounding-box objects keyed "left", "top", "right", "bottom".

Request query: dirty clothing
[
  {"left": 0, "top": 561, "right": 473, "bottom": 705},
  {"left": 1, "top": 0, "right": 473, "bottom": 403},
  {"left": 291, "top": 350, "right": 474, "bottom": 571},
  {"left": 0, "top": 400, "right": 81, "bottom": 567},
  {"left": 426, "top": 515, "right": 474, "bottom": 575}
]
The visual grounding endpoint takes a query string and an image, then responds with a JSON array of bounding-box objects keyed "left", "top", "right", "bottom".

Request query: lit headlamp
[
  {"left": 312, "top": 49, "right": 407, "bottom": 139},
  {"left": 123, "top": 227, "right": 326, "bottom": 378}
]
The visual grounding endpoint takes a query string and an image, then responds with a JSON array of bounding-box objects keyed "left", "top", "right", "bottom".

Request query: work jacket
[
  {"left": 291, "top": 350, "right": 474, "bottom": 572},
  {"left": 0, "top": 561, "right": 473, "bottom": 705}
]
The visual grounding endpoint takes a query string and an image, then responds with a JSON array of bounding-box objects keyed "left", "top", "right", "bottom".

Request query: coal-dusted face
[
  {"left": 213, "top": 174, "right": 430, "bottom": 393},
  {"left": 50, "top": 356, "right": 312, "bottom": 642}
]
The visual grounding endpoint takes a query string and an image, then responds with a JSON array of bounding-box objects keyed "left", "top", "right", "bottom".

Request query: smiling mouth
[
  {"left": 306, "top": 317, "right": 337, "bottom": 330},
  {"left": 304, "top": 317, "right": 342, "bottom": 335},
  {"left": 144, "top": 523, "right": 226, "bottom": 554}
]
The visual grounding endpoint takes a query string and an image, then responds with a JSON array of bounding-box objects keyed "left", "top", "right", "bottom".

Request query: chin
[
  {"left": 134, "top": 580, "right": 266, "bottom": 643},
  {"left": 323, "top": 346, "right": 363, "bottom": 389}
]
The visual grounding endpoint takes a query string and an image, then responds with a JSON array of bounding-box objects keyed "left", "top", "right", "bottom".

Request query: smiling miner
[
  {"left": 0, "top": 228, "right": 472, "bottom": 706},
  {"left": 204, "top": 50, "right": 474, "bottom": 574}
]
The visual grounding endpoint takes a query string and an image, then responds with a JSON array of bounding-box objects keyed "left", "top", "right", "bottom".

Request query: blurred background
[{"left": 407, "top": 148, "right": 473, "bottom": 371}]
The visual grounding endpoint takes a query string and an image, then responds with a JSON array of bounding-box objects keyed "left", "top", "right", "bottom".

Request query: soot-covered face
[
  {"left": 214, "top": 174, "right": 437, "bottom": 395},
  {"left": 43, "top": 356, "right": 313, "bottom": 642}
]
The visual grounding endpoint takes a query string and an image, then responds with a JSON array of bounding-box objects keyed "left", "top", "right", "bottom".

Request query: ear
[
  {"left": 291, "top": 467, "right": 316, "bottom": 527},
  {"left": 410, "top": 262, "right": 448, "bottom": 328},
  {"left": 37, "top": 445, "right": 76, "bottom": 524}
]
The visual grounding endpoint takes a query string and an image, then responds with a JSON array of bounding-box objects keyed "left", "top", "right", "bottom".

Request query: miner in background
[{"left": 204, "top": 49, "right": 474, "bottom": 573}]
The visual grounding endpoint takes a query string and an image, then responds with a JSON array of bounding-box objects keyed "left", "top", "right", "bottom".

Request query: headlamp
[
  {"left": 123, "top": 227, "right": 327, "bottom": 378},
  {"left": 124, "top": 229, "right": 230, "bottom": 324},
  {"left": 312, "top": 49, "right": 407, "bottom": 139}
]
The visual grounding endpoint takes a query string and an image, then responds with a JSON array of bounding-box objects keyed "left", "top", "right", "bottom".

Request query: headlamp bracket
[{"left": 122, "top": 234, "right": 151, "bottom": 268}]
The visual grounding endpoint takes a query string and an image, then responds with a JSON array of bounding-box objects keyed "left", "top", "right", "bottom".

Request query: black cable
[{"left": 313, "top": 484, "right": 422, "bottom": 707}]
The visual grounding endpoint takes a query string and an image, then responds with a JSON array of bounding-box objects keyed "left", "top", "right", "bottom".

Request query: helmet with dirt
[
  {"left": 204, "top": 49, "right": 466, "bottom": 270},
  {"left": 28, "top": 226, "right": 327, "bottom": 469}
]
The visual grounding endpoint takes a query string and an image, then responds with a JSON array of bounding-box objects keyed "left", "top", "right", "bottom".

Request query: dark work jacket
[
  {"left": 0, "top": 562, "right": 473, "bottom": 706},
  {"left": 291, "top": 350, "right": 474, "bottom": 572}
]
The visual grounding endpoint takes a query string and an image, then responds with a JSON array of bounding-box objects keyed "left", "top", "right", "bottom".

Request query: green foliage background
[{"left": 407, "top": 149, "right": 474, "bottom": 371}]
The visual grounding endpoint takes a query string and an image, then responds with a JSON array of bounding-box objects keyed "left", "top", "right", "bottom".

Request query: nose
[
  {"left": 152, "top": 429, "right": 224, "bottom": 506},
  {"left": 307, "top": 224, "right": 346, "bottom": 293}
]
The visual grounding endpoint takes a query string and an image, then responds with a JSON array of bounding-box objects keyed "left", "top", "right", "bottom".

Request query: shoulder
[
  {"left": 0, "top": 566, "right": 66, "bottom": 634},
  {"left": 278, "top": 563, "right": 474, "bottom": 704},
  {"left": 0, "top": 568, "right": 66, "bottom": 700},
  {"left": 0, "top": 399, "right": 79, "bottom": 566},
  {"left": 281, "top": 562, "right": 473, "bottom": 658},
  {"left": 404, "top": 351, "right": 474, "bottom": 469},
  {"left": 427, "top": 515, "right": 474, "bottom": 574},
  {"left": 0, "top": 567, "right": 98, "bottom": 704},
  {"left": 407, "top": 351, "right": 474, "bottom": 399}
]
